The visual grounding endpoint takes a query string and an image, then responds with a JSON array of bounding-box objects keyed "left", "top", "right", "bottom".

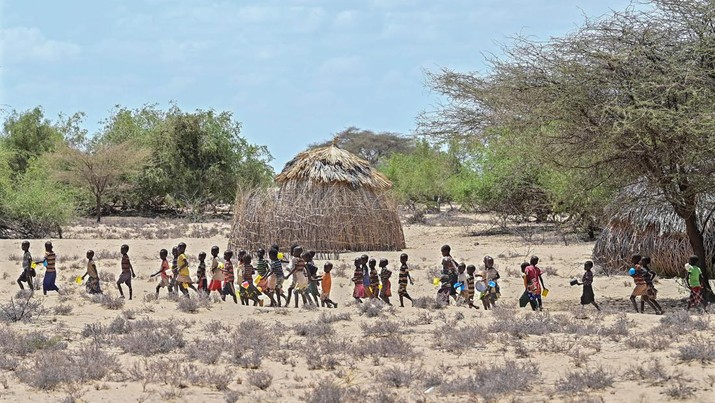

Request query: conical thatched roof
[
  {"left": 593, "top": 182, "right": 715, "bottom": 277},
  {"left": 275, "top": 145, "right": 392, "bottom": 190}
]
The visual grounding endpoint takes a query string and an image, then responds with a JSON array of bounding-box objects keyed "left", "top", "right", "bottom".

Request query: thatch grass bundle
[
  {"left": 593, "top": 184, "right": 715, "bottom": 277},
  {"left": 228, "top": 145, "right": 406, "bottom": 254}
]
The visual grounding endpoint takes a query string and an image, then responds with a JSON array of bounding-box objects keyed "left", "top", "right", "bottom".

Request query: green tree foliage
[
  {"left": 311, "top": 127, "right": 415, "bottom": 166},
  {"left": 99, "top": 104, "right": 274, "bottom": 212},
  {"left": 421, "top": 0, "right": 715, "bottom": 275},
  {"left": 381, "top": 140, "right": 456, "bottom": 210},
  {"left": 2, "top": 107, "right": 63, "bottom": 175}
]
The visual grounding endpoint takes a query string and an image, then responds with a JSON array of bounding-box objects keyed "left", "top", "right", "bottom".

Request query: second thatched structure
[
  {"left": 228, "top": 144, "right": 406, "bottom": 254},
  {"left": 593, "top": 184, "right": 715, "bottom": 277}
]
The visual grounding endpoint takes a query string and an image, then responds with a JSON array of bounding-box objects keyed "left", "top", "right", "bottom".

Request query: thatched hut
[
  {"left": 593, "top": 184, "right": 715, "bottom": 277},
  {"left": 228, "top": 144, "right": 406, "bottom": 254}
]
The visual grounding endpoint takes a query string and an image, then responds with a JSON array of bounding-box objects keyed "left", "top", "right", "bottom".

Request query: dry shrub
[
  {"left": 81, "top": 323, "right": 111, "bottom": 345},
  {"left": 677, "top": 336, "right": 715, "bottom": 363},
  {"left": 304, "top": 379, "right": 353, "bottom": 403},
  {"left": 177, "top": 297, "right": 200, "bottom": 313},
  {"left": 248, "top": 370, "right": 273, "bottom": 391},
  {"left": 0, "top": 328, "right": 66, "bottom": 357},
  {"left": 229, "top": 319, "right": 278, "bottom": 368},
  {"left": 129, "top": 357, "right": 231, "bottom": 390},
  {"left": 357, "top": 299, "right": 389, "bottom": 317},
  {"left": 659, "top": 310, "right": 709, "bottom": 332},
  {"left": 204, "top": 320, "right": 233, "bottom": 334},
  {"left": 184, "top": 338, "right": 224, "bottom": 365},
  {"left": 381, "top": 365, "right": 422, "bottom": 388},
  {"left": 356, "top": 335, "right": 413, "bottom": 359},
  {"left": 664, "top": 380, "right": 695, "bottom": 400},
  {"left": 319, "top": 312, "right": 351, "bottom": 323},
  {"left": 0, "top": 296, "right": 45, "bottom": 323},
  {"left": 92, "top": 293, "right": 125, "bottom": 310},
  {"left": 441, "top": 360, "right": 535, "bottom": 400},
  {"left": 555, "top": 366, "right": 614, "bottom": 393},
  {"left": 361, "top": 320, "right": 401, "bottom": 337},
  {"left": 16, "top": 345, "right": 117, "bottom": 390},
  {"left": 119, "top": 322, "right": 185, "bottom": 356},
  {"left": 626, "top": 358, "right": 671, "bottom": 385},
  {"left": 98, "top": 271, "right": 116, "bottom": 283},
  {"left": 53, "top": 304, "right": 73, "bottom": 316},
  {"left": 303, "top": 336, "right": 349, "bottom": 370},
  {"left": 294, "top": 321, "right": 335, "bottom": 337},
  {"left": 432, "top": 322, "right": 489, "bottom": 352},
  {"left": 624, "top": 333, "right": 673, "bottom": 351},
  {"left": 412, "top": 296, "right": 444, "bottom": 310}
]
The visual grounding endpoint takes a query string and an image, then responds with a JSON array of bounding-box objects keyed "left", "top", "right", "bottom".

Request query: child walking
[
  {"left": 82, "top": 250, "right": 102, "bottom": 294},
  {"left": 17, "top": 240, "right": 35, "bottom": 291},
  {"left": 196, "top": 252, "right": 208, "bottom": 293},
  {"left": 352, "top": 257, "right": 365, "bottom": 303},
  {"left": 268, "top": 248, "right": 285, "bottom": 307},
  {"left": 241, "top": 254, "right": 262, "bottom": 306},
  {"left": 466, "top": 264, "right": 478, "bottom": 309},
  {"left": 576, "top": 261, "right": 600, "bottom": 311},
  {"left": 208, "top": 246, "right": 224, "bottom": 297},
  {"left": 640, "top": 256, "right": 663, "bottom": 314},
  {"left": 368, "top": 258, "right": 380, "bottom": 300},
  {"left": 525, "top": 256, "right": 545, "bottom": 311},
  {"left": 221, "top": 250, "right": 238, "bottom": 304},
  {"left": 286, "top": 246, "right": 309, "bottom": 308},
  {"left": 176, "top": 242, "right": 198, "bottom": 297},
  {"left": 117, "top": 244, "right": 136, "bottom": 299},
  {"left": 305, "top": 251, "right": 321, "bottom": 306},
  {"left": 378, "top": 258, "right": 392, "bottom": 305},
  {"left": 321, "top": 262, "right": 337, "bottom": 308},
  {"left": 398, "top": 253, "right": 414, "bottom": 307},
  {"left": 150, "top": 249, "right": 172, "bottom": 297},
  {"left": 41, "top": 241, "right": 61, "bottom": 295},
  {"left": 686, "top": 255, "right": 708, "bottom": 312}
]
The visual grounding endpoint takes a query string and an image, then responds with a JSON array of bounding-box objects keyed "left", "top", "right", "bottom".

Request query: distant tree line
[{"left": 0, "top": 104, "right": 274, "bottom": 237}]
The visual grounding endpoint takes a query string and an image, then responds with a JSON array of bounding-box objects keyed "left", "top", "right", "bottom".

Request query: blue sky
[{"left": 0, "top": 0, "right": 631, "bottom": 169}]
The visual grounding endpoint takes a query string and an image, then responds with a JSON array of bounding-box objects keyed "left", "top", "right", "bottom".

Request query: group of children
[{"left": 14, "top": 241, "right": 712, "bottom": 313}]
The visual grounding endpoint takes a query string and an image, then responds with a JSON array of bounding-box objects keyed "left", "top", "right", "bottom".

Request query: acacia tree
[
  {"left": 420, "top": 0, "right": 715, "bottom": 278},
  {"left": 52, "top": 142, "right": 150, "bottom": 222},
  {"left": 311, "top": 127, "right": 414, "bottom": 166}
]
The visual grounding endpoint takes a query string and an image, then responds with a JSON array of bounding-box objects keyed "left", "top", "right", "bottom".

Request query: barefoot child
[
  {"left": 640, "top": 256, "right": 663, "bottom": 314},
  {"left": 82, "top": 250, "right": 102, "bottom": 294},
  {"left": 268, "top": 248, "right": 285, "bottom": 307},
  {"left": 368, "top": 258, "right": 380, "bottom": 300},
  {"left": 176, "top": 242, "right": 198, "bottom": 297},
  {"left": 241, "top": 254, "right": 262, "bottom": 306},
  {"left": 170, "top": 246, "right": 179, "bottom": 293},
  {"left": 196, "top": 252, "right": 207, "bottom": 293},
  {"left": 321, "top": 262, "right": 337, "bottom": 308},
  {"left": 117, "top": 244, "right": 136, "bottom": 300},
  {"left": 525, "top": 256, "right": 546, "bottom": 311},
  {"left": 686, "top": 255, "right": 708, "bottom": 312},
  {"left": 441, "top": 245, "right": 459, "bottom": 304},
  {"left": 17, "top": 241, "right": 35, "bottom": 291},
  {"left": 576, "top": 261, "right": 600, "bottom": 311},
  {"left": 284, "top": 244, "right": 299, "bottom": 307},
  {"left": 305, "top": 251, "right": 321, "bottom": 306},
  {"left": 379, "top": 258, "right": 392, "bottom": 306},
  {"left": 352, "top": 257, "right": 365, "bottom": 303},
  {"left": 41, "top": 241, "right": 60, "bottom": 295},
  {"left": 628, "top": 254, "right": 659, "bottom": 313},
  {"left": 466, "top": 264, "right": 478, "bottom": 309},
  {"left": 150, "top": 249, "right": 172, "bottom": 297},
  {"left": 398, "top": 253, "right": 414, "bottom": 307},
  {"left": 208, "top": 246, "right": 224, "bottom": 297},
  {"left": 221, "top": 250, "right": 238, "bottom": 304}
]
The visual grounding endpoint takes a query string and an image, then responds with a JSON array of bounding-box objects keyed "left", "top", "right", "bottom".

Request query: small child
[
  {"left": 397, "top": 253, "right": 414, "bottom": 307},
  {"left": 321, "top": 262, "right": 337, "bottom": 308},
  {"left": 196, "top": 252, "right": 207, "bottom": 293},
  {"left": 361, "top": 255, "right": 371, "bottom": 298},
  {"left": 686, "top": 255, "right": 708, "bottom": 312},
  {"left": 368, "top": 258, "right": 380, "bottom": 300},
  {"left": 466, "top": 264, "right": 478, "bottom": 309},
  {"left": 268, "top": 248, "right": 285, "bottom": 307},
  {"left": 176, "top": 242, "right": 198, "bottom": 297},
  {"left": 221, "top": 250, "right": 238, "bottom": 304},
  {"left": 170, "top": 246, "right": 179, "bottom": 293},
  {"left": 521, "top": 261, "right": 538, "bottom": 311},
  {"left": 437, "top": 274, "right": 452, "bottom": 305},
  {"left": 17, "top": 240, "right": 35, "bottom": 291},
  {"left": 457, "top": 262, "right": 468, "bottom": 305},
  {"left": 151, "top": 249, "right": 172, "bottom": 297},
  {"left": 575, "top": 261, "right": 600, "bottom": 311},
  {"left": 241, "top": 254, "right": 262, "bottom": 306},
  {"left": 286, "top": 246, "right": 309, "bottom": 308},
  {"left": 351, "top": 257, "right": 365, "bottom": 303},
  {"left": 117, "top": 244, "right": 136, "bottom": 300},
  {"left": 378, "top": 258, "right": 392, "bottom": 306},
  {"left": 82, "top": 250, "right": 102, "bottom": 294},
  {"left": 284, "top": 244, "right": 300, "bottom": 306},
  {"left": 640, "top": 256, "right": 663, "bottom": 315},
  {"left": 483, "top": 255, "right": 501, "bottom": 300},
  {"left": 525, "top": 256, "right": 545, "bottom": 311},
  {"left": 305, "top": 251, "right": 321, "bottom": 306},
  {"left": 41, "top": 241, "right": 60, "bottom": 295},
  {"left": 208, "top": 246, "right": 224, "bottom": 297}
]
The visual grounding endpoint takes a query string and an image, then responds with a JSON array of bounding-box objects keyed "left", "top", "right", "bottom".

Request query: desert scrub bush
[
  {"left": 204, "top": 320, "right": 233, "bottom": 334},
  {"left": 98, "top": 271, "right": 116, "bottom": 283},
  {"left": 229, "top": 319, "right": 278, "bottom": 368},
  {"left": 488, "top": 309, "right": 561, "bottom": 337},
  {"left": 626, "top": 358, "right": 672, "bottom": 385},
  {"left": 53, "top": 304, "right": 73, "bottom": 316},
  {"left": 92, "top": 293, "right": 125, "bottom": 310},
  {"left": 357, "top": 299, "right": 388, "bottom": 317},
  {"left": 119, "top": 322, "right": 185, "bottom": 356},
  {"left": 319, "top": 312, "right": 351, "bottom": 323},
  {"left": 177, "top": 297, "right": 200, "bottom": 313},
  {"left": 129, "top": 357, "right": 231, "bottom": 390},
  {"left": 0, "top": 295, "right": 45, "bottom": 323},
  {"left": 664, "top": 379, "right": 695, "bottom": 400},
  {"left": 381, "top": 365, "right": 422, "bottom": 388},
  {"left": 185, "top": 338, "right": 224, "bottom": 365},
  {"left": 660, "top": 310, "right": 709, "bottom": 332},
  {"left": 412, "top": 296, "right": 444, "bottom": 310},
  {"left": 361, "top": 320, "right": 401, "bottom": 337},
  {"left": 432, "top": 322, "right": 489, "bottom": 352},
  {"left": 303, "top": 379, "right": 352, "bottom": 403},
  {"left": 602, "top": 314, "right": 632, "bottom": 341},
  {"left": 16, "top": 345, "right": 117, "bottom": 390},
  {"left": 357, "top": 335, "right": 414, "bottom": 359},
  {"left": 555, "top": 366, "right": 614, "bottom": 393},
  {"left": 441, "top": 360, "right": 535, "bottom": 400},
  {"left": 677, "top": 336, "right": 715, "bottom": 363},
  {"left": 81, "top": 323, "right": 112, "bottom": 345},
  {"left": 294, "top": 320, "right": 335, "bottom": 337},
  {"left": 624, "top": 333, "right": 673, "bottom": 352},
  {"left": 248, "top": 370, "right": 273, "bottom": 391},
  {"left": 0, "top": 328, "right": 65, "bottom": 357}
]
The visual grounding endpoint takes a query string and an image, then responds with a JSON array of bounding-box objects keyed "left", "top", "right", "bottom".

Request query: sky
[{"left": 0, "top": 0, "right": 632, "bottom": 170}]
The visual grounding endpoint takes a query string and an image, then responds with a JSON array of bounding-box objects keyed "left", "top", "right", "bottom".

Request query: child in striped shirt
[{"left": 221, "top": 250, "right": 238, "bottom": 304}]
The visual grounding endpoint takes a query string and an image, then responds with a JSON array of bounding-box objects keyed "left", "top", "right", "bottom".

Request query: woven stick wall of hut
[
  {"left": 228, "top": 144, "right": 406, "bottom": 254},
  {"left": 593, "top": 183, "right": 715, "bottom": 277}
]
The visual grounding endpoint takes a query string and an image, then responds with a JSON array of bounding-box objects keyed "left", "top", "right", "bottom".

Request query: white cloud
[{"left": 0, "top": 26, "right": 81, "bottom": 64}]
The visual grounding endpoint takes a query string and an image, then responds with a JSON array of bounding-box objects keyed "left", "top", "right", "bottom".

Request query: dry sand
[{"left": 0, "top": 214, "right": 712, "bottom": 402}]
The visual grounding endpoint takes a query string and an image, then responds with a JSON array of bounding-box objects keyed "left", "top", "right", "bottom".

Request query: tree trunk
[
  {"left": 681, "top": 209, "right": 712, "bottom": 291},
  {"left": 95, "top": 193, "right": 102, "bottom": 223}
]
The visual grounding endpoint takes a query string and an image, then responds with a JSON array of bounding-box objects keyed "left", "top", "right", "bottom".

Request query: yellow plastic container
[{"left": 542, "top": 288, "right": 550, "bottom": 298}]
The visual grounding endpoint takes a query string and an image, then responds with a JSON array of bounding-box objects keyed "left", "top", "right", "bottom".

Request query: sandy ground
[{"left": 0, "top": 214, "right": 713, "bottom": 402}]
